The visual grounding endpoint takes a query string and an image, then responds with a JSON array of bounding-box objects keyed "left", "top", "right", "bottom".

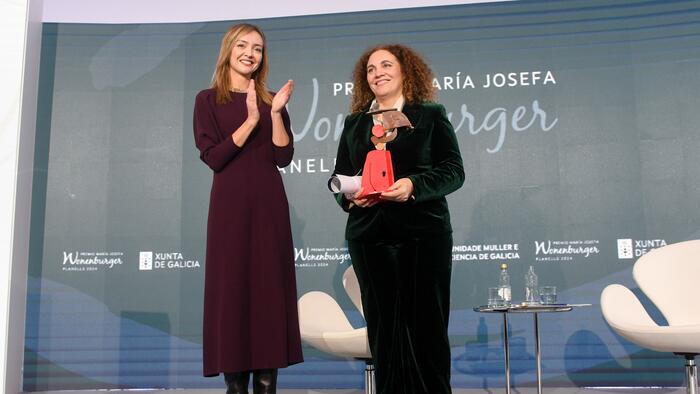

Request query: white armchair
[
  {"left": 601, "top": 239, "right": 700, "bottom": 394},
  {"left": 298, "top": 265, "right": 374, "bottom": 394}
]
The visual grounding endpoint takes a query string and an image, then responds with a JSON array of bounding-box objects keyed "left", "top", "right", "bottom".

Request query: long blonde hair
[{"left": 211, "top": 23, "right": 273, "bottom": 105}]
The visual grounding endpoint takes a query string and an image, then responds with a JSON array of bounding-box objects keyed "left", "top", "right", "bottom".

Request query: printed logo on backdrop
[
  {"left": 139, "top": 251, "right": 153, "bottom": 270},
  {"left": 138, "top": 251, "right": 201, "bottom": 270},
  {"left": 534, "top": 240, "right": 600, "bottom": 262},
  {"left": 294, "top": 247, "right": 350, "bottom": 268},
  {"left": 452, "top": 243, "right": 520, "bottom": 263},
  {"left": 62, "top": 251, "right": 124, "bottom": 272},
  {"left": 616, "top": 238, "right": 667, "bottom": 259}
]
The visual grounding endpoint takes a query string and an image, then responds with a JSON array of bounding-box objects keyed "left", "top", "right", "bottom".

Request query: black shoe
[
  {"left": 252, "top": 369, "right": 277, "bottom": 394},
  {"left": 224, "top": 371, "right": 250, "bottom": 394}
]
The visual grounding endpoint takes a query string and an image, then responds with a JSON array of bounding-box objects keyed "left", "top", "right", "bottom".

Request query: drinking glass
[
  {"left": 539, "top": 286, "right": 557, "bottom": 304},
  {"left": 488, "top": 287, "right": 504, "bottom": 307}
]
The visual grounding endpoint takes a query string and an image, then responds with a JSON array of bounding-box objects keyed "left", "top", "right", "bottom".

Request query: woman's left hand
[
  {"left": 380, "top": 178, "right": 414, "bottom": 202},
  {"left": 271, "top": 80, "right": 294, "bottom": 114}
]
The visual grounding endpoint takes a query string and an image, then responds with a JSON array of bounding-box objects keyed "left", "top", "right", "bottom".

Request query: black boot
[
  {"left": 252, "top": 369, "right": 277, "bottom": 394},
  {"left": 224, "top": 371, "right": 250, "bottom": 394}
]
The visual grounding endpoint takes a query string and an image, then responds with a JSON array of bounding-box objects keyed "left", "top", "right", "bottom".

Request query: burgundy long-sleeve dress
[{"left": 193, "top": 88, "right": 303, "bottom": 376}]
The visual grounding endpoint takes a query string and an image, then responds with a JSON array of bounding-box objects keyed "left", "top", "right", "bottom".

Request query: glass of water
[
  {"left": 539, "top": 286, "right": 557, "bottom": 304},
  {"left": 488, "top": 287, "right": 504, "bottom": 307}
]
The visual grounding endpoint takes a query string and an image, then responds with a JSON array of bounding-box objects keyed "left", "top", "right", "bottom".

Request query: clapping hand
[
  {"left": 246, "top": 79, "right": 260, "bottom": 125},
  {"left": 271, "top": 80, "right": 294, "bottom": 114}
]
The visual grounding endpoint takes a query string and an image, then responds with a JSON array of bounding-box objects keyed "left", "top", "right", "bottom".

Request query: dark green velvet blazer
[{"left": 333, "top": 102, "right": 465, "bottom": 241}]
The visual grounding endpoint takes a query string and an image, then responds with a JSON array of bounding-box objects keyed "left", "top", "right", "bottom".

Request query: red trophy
[{"left": 357, "top": 109, "right": 413, "bottom": 200}]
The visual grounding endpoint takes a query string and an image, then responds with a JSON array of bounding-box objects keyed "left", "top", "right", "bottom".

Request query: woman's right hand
[
  {"left": 350, "top": 187, "right": 378, "bottom": 208},
  {"left": 246, "top": 79, "right": 260, "bottom": 126}
]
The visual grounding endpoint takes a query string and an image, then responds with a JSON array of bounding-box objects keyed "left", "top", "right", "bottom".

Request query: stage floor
[{"left": 28, "top": 388, "right": 688, "bottom": 394}]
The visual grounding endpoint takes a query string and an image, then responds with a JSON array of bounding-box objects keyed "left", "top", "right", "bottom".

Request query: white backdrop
[
  {"left": 0, "top": 1, "right": 31, "bottom": 393},
  {"left": 42, "top": 0, "right": 509, "bottom": 23}
]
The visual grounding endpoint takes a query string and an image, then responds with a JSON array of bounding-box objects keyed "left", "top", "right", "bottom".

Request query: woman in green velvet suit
[{"left": 332, "top": 44, "right": 464, "bottom": 393}]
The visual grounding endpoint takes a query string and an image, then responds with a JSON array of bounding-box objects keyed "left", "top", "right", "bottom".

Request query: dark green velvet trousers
[{"left": 349, "top": 234, "right": 453, "bottom": 394}]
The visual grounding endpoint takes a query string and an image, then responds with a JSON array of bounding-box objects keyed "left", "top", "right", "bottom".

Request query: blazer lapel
[
  {"left": 401, "top": 103, "right": 424, "bottom": 130},
  {"left": 350, "top": 113, "right": 375, "bottom": 164}
]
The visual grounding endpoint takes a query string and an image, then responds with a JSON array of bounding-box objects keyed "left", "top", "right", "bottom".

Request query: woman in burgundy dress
[{"left": 192, "top": 23, "right": 303, "bottom": 394}]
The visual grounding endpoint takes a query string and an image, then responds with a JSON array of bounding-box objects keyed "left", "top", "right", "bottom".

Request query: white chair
[
  {"left": 298, "top": 265, "right": 374, "bottom": 394},
  {"left": 601, "top": 239, "right": 700, "bottom": 394}
]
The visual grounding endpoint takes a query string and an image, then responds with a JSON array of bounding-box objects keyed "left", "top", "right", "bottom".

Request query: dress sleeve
[
  {"left": 272, "top": 106, "right": 294, "bottom": 167},
  {"left": 332, "top": 115, "right": 356, "bottom": 212},
  {"left": 407, "top": 104, "right": 465, "bottom": 202},
  {"left": 193, "top": 91, "right": 241, "bottom": 172}
]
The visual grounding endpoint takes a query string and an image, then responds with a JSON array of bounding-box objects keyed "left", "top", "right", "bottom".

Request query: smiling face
[
  {"left": 366, "top": 49, "right": 404, "bottom": 105},
  {"left": 228, "top": 30, "right": 264, "bottom": 80}
]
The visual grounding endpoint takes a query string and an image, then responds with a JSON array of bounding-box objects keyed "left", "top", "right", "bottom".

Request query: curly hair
[
  {"left": 349, "top": 44, "right": 436, "bottom": 113},
  {"left": 211, "top": 23, "right": 273, "bottom": 105}
]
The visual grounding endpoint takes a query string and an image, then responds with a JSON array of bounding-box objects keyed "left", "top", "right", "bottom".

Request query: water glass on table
[
  {"left": 539, "top": 286, "right": 557, "bottom": 304},
  {"left": 488, "top": 287, "right": 505, "bottom": 307}
]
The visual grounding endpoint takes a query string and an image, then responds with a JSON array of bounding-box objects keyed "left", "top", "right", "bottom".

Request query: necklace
[{"left": 230, "top": 88, "right": 247, "bottom": 93}]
